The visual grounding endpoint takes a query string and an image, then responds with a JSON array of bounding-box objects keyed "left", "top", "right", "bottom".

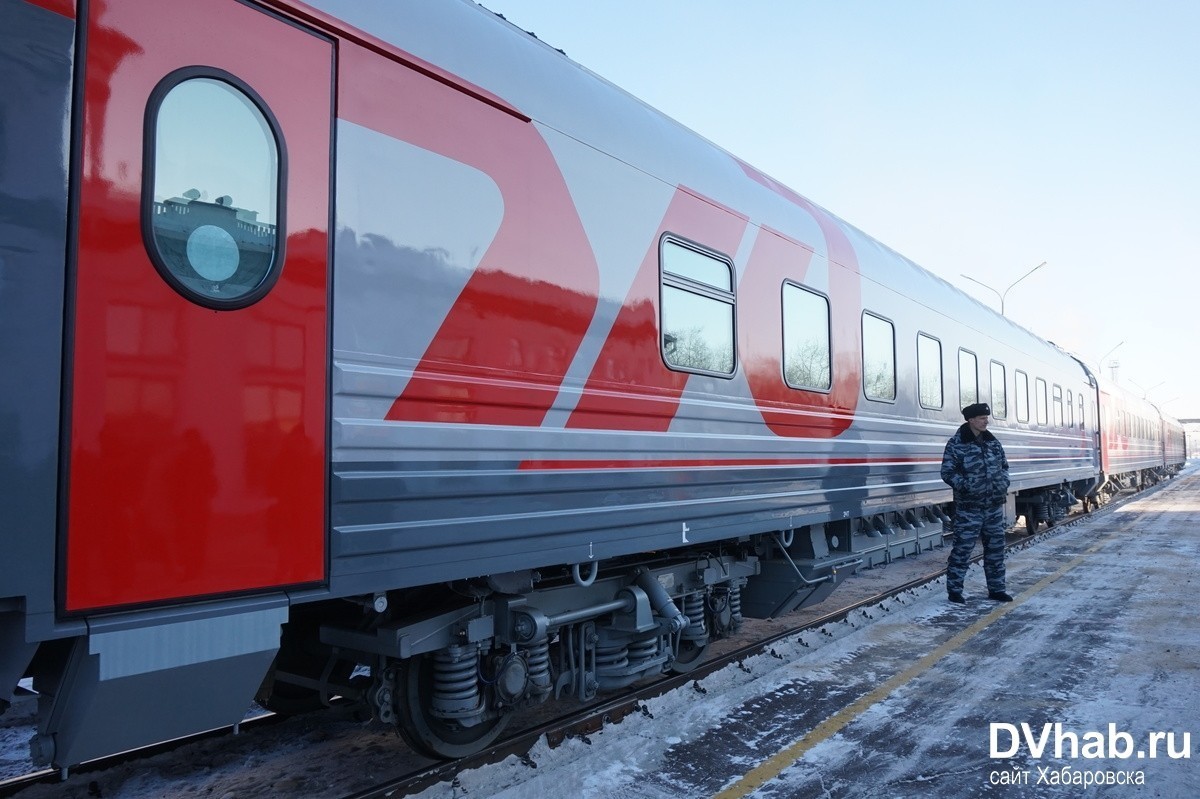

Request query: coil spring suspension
[
  {"left": 525, "top": 639, "right": 551, "bottom": 697},
  {"left": 682, "top": 592, "right": 708, "bottom": 643},
  {"left": 729, "top": 583, "right": 743, "bottom": 628},
  {"left": 627, "top": 634, "right": 659, "bottom": 667},
  {"left": 595, "top": 641, "right": 629, "bottom": 676},
  {"left": 431, "top": 644, "right": 483, "bottom": 720}
]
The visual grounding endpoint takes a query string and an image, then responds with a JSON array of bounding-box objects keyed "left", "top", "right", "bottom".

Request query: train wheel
[
  {"left": 670, "top": 639, "right": 710, "bottom": 673},
  {"left": 395, "top": 654, "right": 511, "bottom": 760}
]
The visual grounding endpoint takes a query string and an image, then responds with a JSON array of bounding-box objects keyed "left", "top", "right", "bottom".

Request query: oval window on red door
[{"left": 142, "top": 67, "right": 287, "bottom": 309}]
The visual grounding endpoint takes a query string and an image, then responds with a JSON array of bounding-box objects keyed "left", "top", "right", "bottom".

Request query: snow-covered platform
[{"left": 439, "top": 467, "right": 1200, "bottom": 798}]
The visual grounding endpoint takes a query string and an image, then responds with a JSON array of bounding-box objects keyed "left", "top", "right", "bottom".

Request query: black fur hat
[{"left": 962, "top": 402, "right": 991, "bottom": 420}]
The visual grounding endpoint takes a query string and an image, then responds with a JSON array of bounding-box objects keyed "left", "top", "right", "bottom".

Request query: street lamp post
[
  {"left": 1097, "top": 341, "right": 1124, "bottom": 373},
  {"left": 960, "top": 261, "right": 1047, "bottom": 316}
]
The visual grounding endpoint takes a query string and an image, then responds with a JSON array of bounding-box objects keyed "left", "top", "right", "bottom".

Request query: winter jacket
[{"left": 940, "top": 424, "right": 1010, "bottom": 509}]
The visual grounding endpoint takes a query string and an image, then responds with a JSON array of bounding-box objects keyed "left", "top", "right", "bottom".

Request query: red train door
[{"left": 64, "top": 0, "right": 331, "bottom": 611}]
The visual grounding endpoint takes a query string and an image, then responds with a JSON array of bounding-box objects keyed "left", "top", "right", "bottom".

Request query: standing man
[{"left": 941, "top": 402, "right": 1013, "bottom": 603}]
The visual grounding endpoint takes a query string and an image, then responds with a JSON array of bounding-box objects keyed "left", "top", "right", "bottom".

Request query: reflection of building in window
[
  {"left": 150, "top": 190, "right": 276, "bottom": 298},
  {"left": 862, "top": 312, "right": 895, "bottom": 401},
  {"left": 147, "top": 75, "right": 281, "bottom": 306},
  {"left": 783, "top": 284, "right": 831, "bottom": 391},
  {"left": 660, "top": 239, "right": 735, "bottom": 375}
]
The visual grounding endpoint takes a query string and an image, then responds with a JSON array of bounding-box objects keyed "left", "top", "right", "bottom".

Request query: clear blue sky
[{"left": 480, "top": 1, "right": 1200, "bottom": 419}]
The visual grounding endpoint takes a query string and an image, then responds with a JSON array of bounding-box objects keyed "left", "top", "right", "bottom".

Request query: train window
[
  {"left": 1014, "top": 370, "right": 1029, "bottom": 423},
  {"left": 782, "top": 283, "right": 832, "bottom": 391},
  {"left": 143, "top": 69, "right": 285, "bottom": 309},
  {"left": 1067, "top": 389, "right": 1074, "bottom": 427},
  {"left": 1052, "top": 384, "right": 1063, "bottom": 427},
  {"left": 861, "top": 312, "right": 896, "bottom": 401},
  {"left": 1035, "top": 378, "right": 1048, "bottom": 425},
  {"left": 958, "top": 349, "right": 978, "bottom": 409},
  {"left": 660, "top": 238, "right": 735, "bottom": 375},
  {"left": 990, "top": 361, "right": 1007, "bottom": 419},
  {"left": 916, "top": 333, "right": 942, "bottom": 408},
  {"left": 1079, "top": 395, "right": 1086, "bottom": 429}
]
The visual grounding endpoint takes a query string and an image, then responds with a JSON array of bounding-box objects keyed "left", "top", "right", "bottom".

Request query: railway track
[{"left": 0, "top": 483, "right": 1157, "bottom": 799}]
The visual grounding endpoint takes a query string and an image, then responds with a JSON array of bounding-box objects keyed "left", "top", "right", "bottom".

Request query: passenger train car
[
  {"left": 0, "top": 0, "right": 1185, "bottom": 767},
  {"left": 1095, "top": 376, "right": 1185, "bottom": 495}
]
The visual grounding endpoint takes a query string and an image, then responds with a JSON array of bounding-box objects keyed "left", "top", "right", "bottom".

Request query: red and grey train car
[
  {"left": 1094, "top": 376, "right": 1186, "bottom": 493},
  {"left": 0, "top": 0, "right": 1182, "bottom": 767}
]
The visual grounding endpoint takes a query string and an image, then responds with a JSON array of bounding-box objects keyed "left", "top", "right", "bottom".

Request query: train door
[{"left": 64, "top": 0, "right": 332, "bottom": 611}]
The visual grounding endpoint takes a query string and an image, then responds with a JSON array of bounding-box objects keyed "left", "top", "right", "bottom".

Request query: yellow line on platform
[{"left": 712, "top": 533, "right": 1114, "bottom": 799}]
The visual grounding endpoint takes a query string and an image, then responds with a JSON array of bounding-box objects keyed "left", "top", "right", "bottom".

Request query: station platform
[{"left": 441, "top": 468, "right": 1200, "bottom": 798}]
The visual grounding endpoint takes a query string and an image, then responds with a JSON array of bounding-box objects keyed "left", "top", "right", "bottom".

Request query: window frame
[
  {"left": 958, "top": 348, "right": 979, "bottom": 410},
  {"left": 916, "top": 332, "right": 943, "bottom": 409},
  {"left": 141, "top": 66, "right": 288, "bottom": 311},
  {"left": 658, "top": 235, "right": 737, "bottom": 378},
  {"left": 861, "top": 311, "right": 897, "bottom": 403},
  {"left": 989, "top": 360, "right": 1007, "bottom": 419},
  {"left": 1015, "top": 369, "right": 1030, "bottom": 423},
  {"left": 781, "top": 281, "right": 832, "bottom": 393}
]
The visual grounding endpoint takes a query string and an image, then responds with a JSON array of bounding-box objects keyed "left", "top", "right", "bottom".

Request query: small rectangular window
[
  {"left": 917, "top": 333, "right": 943, "bottom": 409},
  {"left": 660, "top": 238, "right": 735, "bottom": 376},
  {"left": 958, "top": 349, "right": 978, "bottom": 410},
  {"left": 782, "top": 283, "right": 831, "bottom": 391},
  {"left": 990, "top": 361, "right": 1006, "bottom": 419},
  {"left": 1067, "top": 389, "right": 1074, "bottom": 427},
  {"left": 1052, "top": 384, "right": 1063, "bottom": 427},
  {"left": 862, "top": 312, "right": 895, "bottom": 401},
  {"left": 1036, "top": 377, "right": 1048, "bottom": 425},
  {"left": 1015, "top": 370, "right": 1029, "bottom": 423},
  {"left": 1079, "top": 394, "right": 1086, "bottom": 429}
]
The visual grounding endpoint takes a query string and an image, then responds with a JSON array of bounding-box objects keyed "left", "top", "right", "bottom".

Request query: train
[{"left": 1, "top": 0, "right": 1186, "bottom": 768}]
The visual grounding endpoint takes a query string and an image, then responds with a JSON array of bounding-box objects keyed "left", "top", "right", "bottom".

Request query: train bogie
[{"left": 0, "top": 0, "right": 1182, "bottom": 769}]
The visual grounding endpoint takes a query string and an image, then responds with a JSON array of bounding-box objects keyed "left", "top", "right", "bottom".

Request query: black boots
[{"left": 950, "top": 590, "right": 1013, "bottom": 603}]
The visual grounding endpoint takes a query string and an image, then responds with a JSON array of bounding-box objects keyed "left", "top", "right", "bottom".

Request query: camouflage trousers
[{"left": 947, "top": 503, "right": 1006, "bottom": 594}]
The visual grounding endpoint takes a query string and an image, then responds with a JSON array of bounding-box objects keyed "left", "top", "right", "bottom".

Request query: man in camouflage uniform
[{"left": 940, "top": 402, "right": 1012, "bottom": 603}]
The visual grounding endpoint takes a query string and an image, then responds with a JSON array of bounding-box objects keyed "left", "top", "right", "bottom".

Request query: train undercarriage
[{"left": 256, "top": 505, "right": 952, "bottom": 759}]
